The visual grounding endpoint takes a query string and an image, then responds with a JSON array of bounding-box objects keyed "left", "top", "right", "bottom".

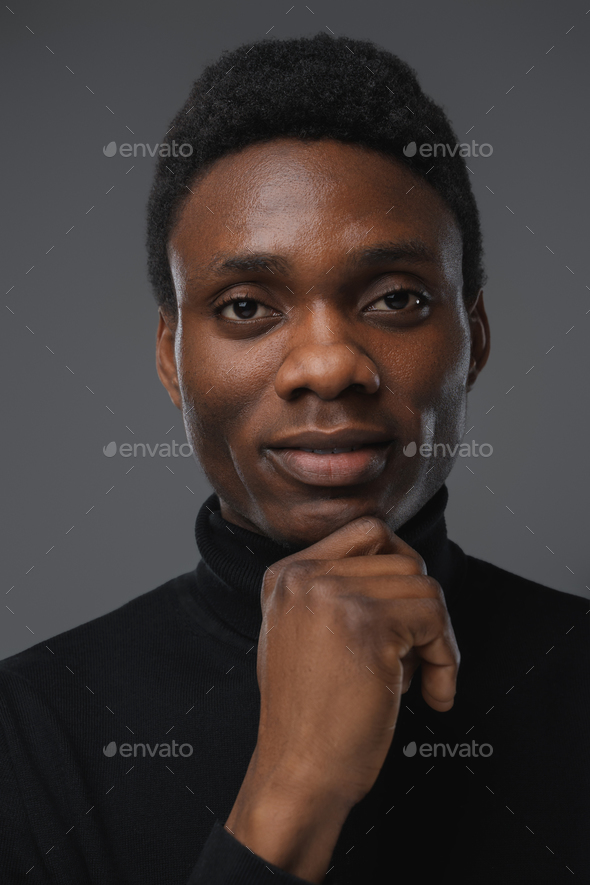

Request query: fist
[{"left": 254, "top": 513, "right": 460, "bottom": 809}]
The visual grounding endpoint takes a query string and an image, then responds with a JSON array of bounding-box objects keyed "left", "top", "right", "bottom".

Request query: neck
[{"left": 193, "top": 484, "right": 466, "bottom": 643}]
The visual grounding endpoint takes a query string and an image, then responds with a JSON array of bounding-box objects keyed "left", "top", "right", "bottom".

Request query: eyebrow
[{"left": 187, "top": 239, "right": 436, "bottom": 284}]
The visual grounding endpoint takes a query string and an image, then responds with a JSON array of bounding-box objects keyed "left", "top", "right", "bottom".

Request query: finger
[
  {"left": 275, "top": 515, "right": 425, "bottom": 571},
  {"left": 400, "top": 648, "right": 421, "bottom": 693},
  {"left": 415, "top": 635, "right": 460, "bottom": 712},
  {"left": 314, "top": 553, "right": 427, "bottom": 579},
  {"left": 377, "top": 598, "right": 459, "bottom": 709},
  {"left": 306, "top": 573, "right": 441, "bottom": 602}
]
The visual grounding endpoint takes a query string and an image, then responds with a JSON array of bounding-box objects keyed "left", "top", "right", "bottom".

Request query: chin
[{"left": 260, "top": 493, "right": 391, "bottom": 548}]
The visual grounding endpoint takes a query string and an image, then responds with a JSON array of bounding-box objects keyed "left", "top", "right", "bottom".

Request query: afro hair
[{"left": 146, "top": 33, "right": 485, "bottom": 317}]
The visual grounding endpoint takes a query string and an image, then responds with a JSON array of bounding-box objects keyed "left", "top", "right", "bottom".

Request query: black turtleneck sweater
[{"left": 1, "top": 486, "right": 589, "bottom": 884}]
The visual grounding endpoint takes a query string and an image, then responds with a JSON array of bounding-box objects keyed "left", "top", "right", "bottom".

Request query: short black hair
[{"left": 147, "top": 33, "right": 485, "bottom": 317}]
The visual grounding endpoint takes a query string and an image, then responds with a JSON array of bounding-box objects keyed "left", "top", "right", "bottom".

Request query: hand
[{"left": 225, "top": 514, "right": 460, "bottom": 882}]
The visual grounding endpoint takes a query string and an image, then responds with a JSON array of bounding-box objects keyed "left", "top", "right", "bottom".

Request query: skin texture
[
  {"left": 156, "top": 138, "right": 490, "bottom": 881},
  {"left": 222, "top": 518, "right": 460, "bottom": 881},
  {"left": 157, "top": 138, "right": 490, "bottom": 547}
]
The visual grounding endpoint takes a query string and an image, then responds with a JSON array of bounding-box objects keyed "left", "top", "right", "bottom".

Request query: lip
[
  {"left": 267, "top": 427, "right": 394, "bottom": 450},
  {"left": 267, "top": 440, "right": 394, "bottom": 487}
]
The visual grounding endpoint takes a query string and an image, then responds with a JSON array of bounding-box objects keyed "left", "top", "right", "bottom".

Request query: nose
[{"left": 274, "top": 341, "right": 380, "bottom": 401}]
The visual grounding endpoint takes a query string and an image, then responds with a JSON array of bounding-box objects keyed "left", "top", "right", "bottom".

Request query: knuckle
[
  {"left": 397, "top": 554, "right": 426, "bottom": 576},
  {"left": 356, "top": 516, "right": 391, "bottom": 551},
  {"left": 273, "top": 560, "right": 338, "bottom": 605},
  {"left": 262, "top": 558, "right": 315, "bottom": 604},
  {"left": 379, "top": 639, "right": 406, "bottom": 674},
  {"left": 338, "top": 594, "right": 378, "bottom": 634},
  {"left": 414, "top": 553, "right": 428, "bottom": 575},
  {"left": 277, "top": 558, "right": 317, "bottom": 586},
  {"left": 414, "top": 574, "right": 444, "bottom": 599}
]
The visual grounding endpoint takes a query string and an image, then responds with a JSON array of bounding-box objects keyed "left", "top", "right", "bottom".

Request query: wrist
[{"left": 226, "top": 772, "right": 351, "bottom": 883}]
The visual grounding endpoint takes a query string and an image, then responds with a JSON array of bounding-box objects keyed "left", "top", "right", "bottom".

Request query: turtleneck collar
[{"left": 193, "top": 485, "right": 466, "bottom": 644}]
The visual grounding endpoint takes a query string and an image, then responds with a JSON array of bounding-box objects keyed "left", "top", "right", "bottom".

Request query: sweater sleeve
[{"left": 186, "top": 820, "right": 315, "bottom": 885}]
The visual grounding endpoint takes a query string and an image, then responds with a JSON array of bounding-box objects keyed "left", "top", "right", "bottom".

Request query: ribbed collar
[{"left": 193, "top": 485, "right": 466, "bottom": 643}]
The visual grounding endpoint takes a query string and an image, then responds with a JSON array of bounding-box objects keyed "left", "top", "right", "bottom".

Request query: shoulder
[
  {"left": 454, "top": 554, "right": 590, "bottom": 671},
  {"left": 0, "top": 570, "right": 197, "bottom": 685},
  {"left": 463, "top": 554, "right": 589, "bottom": 614}
]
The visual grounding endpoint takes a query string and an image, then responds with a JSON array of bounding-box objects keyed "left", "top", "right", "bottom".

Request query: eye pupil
[
  {"left": 385, "top": 291, "right": 411, "bottom": 309},
  {"left": 233, "top": 300, "right": 257, "bottom": 319}
]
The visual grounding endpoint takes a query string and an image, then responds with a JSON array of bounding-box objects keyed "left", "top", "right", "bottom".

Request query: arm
[{"left": 220, "top": 515, "right": 460, "bottom": 883}]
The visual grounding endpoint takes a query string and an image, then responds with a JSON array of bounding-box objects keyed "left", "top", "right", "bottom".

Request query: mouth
[{"left": 267, "top": 441, "right": 394, "bottom": 487}]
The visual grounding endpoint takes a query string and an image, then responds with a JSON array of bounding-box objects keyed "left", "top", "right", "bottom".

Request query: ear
[
  {"left": 466, "top": 289, "right": 490, "bottom": 392},
  {"left": 156, "top": 309, "right": 182, "bottom": 410}
]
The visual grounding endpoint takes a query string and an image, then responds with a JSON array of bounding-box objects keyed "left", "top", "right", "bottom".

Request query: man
[{"left": 1, "top": 33, "right": 588, "bottom": 885}]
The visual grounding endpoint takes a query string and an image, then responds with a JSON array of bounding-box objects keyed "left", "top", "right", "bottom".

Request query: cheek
[
  {"left": 387, "top": 318, "right": 469, "bottom": 394},
  {"left": 175, "top": 327, "right": 274, "bottom": 462},
  {"left": 404, "top": 313, "right": 471, "bottom": 438}
]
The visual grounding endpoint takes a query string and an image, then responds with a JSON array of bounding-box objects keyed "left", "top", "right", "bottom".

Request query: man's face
[{"left": 158, "top": 138, "right": 489, "bottom": 546}]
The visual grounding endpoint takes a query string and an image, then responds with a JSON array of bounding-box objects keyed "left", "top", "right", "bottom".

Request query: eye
[
  {"left": 217, "top": 297, "right": 277, "bottom": 321},
  {"left": 370, "top": 289, "right": 429, "bottom": 311}
]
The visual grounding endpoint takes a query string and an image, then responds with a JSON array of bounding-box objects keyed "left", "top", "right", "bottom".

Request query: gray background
[{"left": 2, "top": 0, "right": 589, "bottom": 659}]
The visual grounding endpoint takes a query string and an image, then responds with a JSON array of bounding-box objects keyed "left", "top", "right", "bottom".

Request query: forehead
[{"left": 169, "top": 138, "right": 463, "bottom": 281}]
